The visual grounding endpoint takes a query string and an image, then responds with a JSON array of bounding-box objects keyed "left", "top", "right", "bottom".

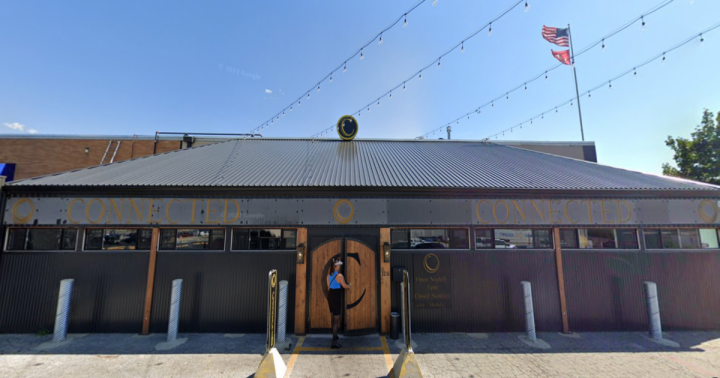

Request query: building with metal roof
[{"left": 1, "top": 137, "right": 719, "bottom": 337}]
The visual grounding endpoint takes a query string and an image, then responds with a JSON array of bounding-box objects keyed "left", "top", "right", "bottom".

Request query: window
[
  {"left": 84, "top": 228, "right": 152, "bottom": 251},
  {"left": 561, "top": 228, "right": 639, "bottom": 249},
  {"left": 159, "top": 229, "right": 225, "bottom": 250},
  {"left": 391, "top": 229, "right": 469, "bottom": 249},
  {"left": 232, "top": 229, "right": 297, "bottom": 250},
  {"left": 644, "top": 228, "right": 720, "bottom": 249},
  {"left": 475, "top": 228, "right": 553, "bottom": 249},
  {"left": 6, "top": 228, "right": 77, "bottom": 251}
]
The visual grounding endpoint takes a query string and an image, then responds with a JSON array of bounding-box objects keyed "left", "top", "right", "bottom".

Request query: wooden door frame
[{"left": 305, "top": 234, "right": 380, "bottom": 334}]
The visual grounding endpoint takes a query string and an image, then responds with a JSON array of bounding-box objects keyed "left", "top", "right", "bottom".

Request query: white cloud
[
  {"left": 4, "top": 123, "right": 39, "bottom": 134},
  {"left": 4, "top": 122, "right": 25, "bottom": 131},
  {"left": 265, "top": 89, "right": 272, "bottom": 94}
]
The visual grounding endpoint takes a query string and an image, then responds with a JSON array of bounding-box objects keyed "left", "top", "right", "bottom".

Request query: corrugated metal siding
[
  {"left": 149, "top": 252, "right": 296, "bottom": 333},
  {"left": 563, "top": 251, "right": 720, "bottom": 331},
  {"left": 11, "top": 139, "right": 718, "bottom": 191},
  {"left": 391, "top": 251, "right": 562, "bottom": 333},
  {"left": 0, "top": 252, "right": 148, "bottom": 333}
]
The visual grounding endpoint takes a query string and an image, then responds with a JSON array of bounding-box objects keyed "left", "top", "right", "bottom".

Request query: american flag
[{"left": 542, "top": 25, "right": 569, "bottom": 47}]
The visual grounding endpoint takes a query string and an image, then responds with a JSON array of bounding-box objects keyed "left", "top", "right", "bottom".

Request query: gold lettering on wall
[
  {"left": 600, "top": 200, "right": 615, "bottom": 224},
  {"left": 698, "top": 199, "right": 719, "bottom": 223},
  {"left": 206, "top": 199, "right": 220, "bottom": 224},
  {"left": 165, "top": 199, "right": 181, "bottom": 224},
  {"left": 512, "top": 200, "right": 527, "bottom": 224},
  {"left": 67, "top": 198, "right": 85, "bottom": 224},
  {"left": 530, "top": 200, "right": 545, "bottom": 223},
  {"left": 618, "top": 200, "right": 633, "bottom": 224},
  {"left": 128, "top": 199, "right": 145, "bottom": 223},
  {"left": 493, "top": 200, "right": 510, "bottom": 224},
  {"left": 581, "top": 200, "right": 595, "bottom": 223},
  {"left": 223, "top": 199, "right": 241, "bottom": 224},
  {"left": 106, "top": 199, "right": 123, "bottom": 224},
  {"left": 85, "top": 198, "right": 106, "bottom": 224},
  {"left": 564, "top": 200, "right": 579, "bottom": 224},
  {"left": 187, "top": 199, "right": 199, "bottom": 224}
]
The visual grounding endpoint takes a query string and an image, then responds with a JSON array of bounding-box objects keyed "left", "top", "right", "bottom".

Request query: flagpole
[{"left": 567, "top": 24, "right": 585, "bottom": 141}]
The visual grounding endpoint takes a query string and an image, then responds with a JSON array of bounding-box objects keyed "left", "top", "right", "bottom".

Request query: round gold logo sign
[
  {"left": 333, "top": 199, "right": 354, "bottom": 224},
  {"left": 11, "top": 198, "right": 35, "bottom": 224},
  {"left": 336, "top": 115, "right": 359, "bottom": 141},
  {"left": 423, "top": 253, "right": 440, "bottom": 274}
]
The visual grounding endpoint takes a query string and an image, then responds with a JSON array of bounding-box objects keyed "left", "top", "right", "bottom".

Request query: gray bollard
[
  {"left": 521, "top": 281, "right": 536, "bottom": 343},
  {"left": 644, "top": 281, "right": 662, "bottom": 341},
  {"left": 167, "top": 279, "right": 183, "bottom": 342},
  {"left": 400, "top": 281, "right": 406, "bottom": 342},
  {"left": 277, "top": 280, "right": 288, "bottom": 344},
  {"left": 53, "top": 279, "right": 74, "bottom": 342}
]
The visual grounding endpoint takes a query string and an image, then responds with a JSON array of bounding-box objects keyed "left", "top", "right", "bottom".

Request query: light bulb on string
[
  {"left": 307, "top": 93, "right": 310, "bottom": 99},
  {"left": 404, "top": 14, "right": 407, "bottom": 27},
  {"left": 700, "top": 33, "right": 704, "bottom": 42},
  {"left": 389, "top": 93, "right": 392, "bottom": 99},
  {"left": 290, "top": 106, "right": 292, "bottom": 112},
  {"left": 541, "top": 113, "right": 544, "bottom": 119},
  {"left": 343, "top": 62, "right": 347, "bottom": 72},
  {"left": 555, "top": 107, "right": 558, "bottom": 113},
  {"left": 491, "top": 101, "right": 494, "bottom": 108},
  {"left": 283, "top": 111, "right": 285, "bottom": 116},
  {"left": 662, "top": 52, "right": 666, "bottom": 63},
  {"left": 329, "top": 75, "right": 332, "bottom": 83},
  {"left": 571, "top": 100, "right": 573, "bottom": 106},
  {"left": 488, "top": 23, "right": 492, "bottom": 36},
  {"left": 317, "top": 85, "right": 320, "bottom": 92},
  {"left": 461, "top": 41, "right": 464, "bottom": 53},
  {"left": 418, "top": 73, "right": 422, "bottom": 80},
  {"left": 360, "top": 50, "right": 364, "bottom": 60},
  {"left": 437, "top": 58, "right": 441, "bottom": 69},
  {"left": 377, "top": 100, "right": 380, "bottom": 107},
  {"left": 588, "top": 91, "right": 591, "bottom": 98},
  {"left": 525, "top": 1, "right": 530, "bottom": 12},
  {"left": 641, "top": 16, "right": 646, "bottom": 31},
  {"left": 506, "top": 93, "right": 509, "bottom": 100},
  {"left": 545, "top": 71, "right": 548, "bottom": 80},
  {"left": 525, "top": 83, "right": 528, "bottom": 92},
  {"left": 602, "top": 39, "right": 606, "bottom": 51},
  {"left": 403, "top": 82, "right": 406, "bottom": 91},
  {"left": 633, "top": 68, "right": 637, "bottom": 78},
  {"left": 298, "top": 100, "right": 301, "bottom": 107},
  {"left": 608, "top": 80, "right": 613, "bottom": 90},
  {"left": 379, "top": 34, "right": 383, "bottom": 45}
]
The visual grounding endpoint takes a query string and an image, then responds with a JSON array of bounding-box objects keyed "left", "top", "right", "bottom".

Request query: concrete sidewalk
[{"left": 1, "top": 332, "right": 719, "bottom": 377}]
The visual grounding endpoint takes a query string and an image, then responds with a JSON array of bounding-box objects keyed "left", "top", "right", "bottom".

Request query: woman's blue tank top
[{"left": 328, "top": 272, "right": 341, "bottom": 289}]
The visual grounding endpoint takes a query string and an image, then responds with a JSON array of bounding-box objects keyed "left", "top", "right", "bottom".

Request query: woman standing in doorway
[{"left": 327, "top": 258, "right": 351, "bottom": 348}]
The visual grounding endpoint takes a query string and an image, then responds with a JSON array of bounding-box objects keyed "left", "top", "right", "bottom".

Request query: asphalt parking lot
[{"left": 1, "top": 331, "right": 719, "bottom": 377}]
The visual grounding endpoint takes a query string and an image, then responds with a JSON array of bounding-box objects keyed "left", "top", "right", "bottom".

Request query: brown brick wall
[{"left": 0, "top": 138, "right": 181, "bottom": 180}]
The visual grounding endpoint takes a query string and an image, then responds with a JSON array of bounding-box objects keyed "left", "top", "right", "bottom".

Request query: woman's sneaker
[{"left": 331, "top": 340, "right": 342, "bottom": 349}]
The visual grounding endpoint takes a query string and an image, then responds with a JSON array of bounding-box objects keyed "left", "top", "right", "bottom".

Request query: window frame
[
  {"left": 474, "top": 227, "right": 555, "bottom": 250},
  {"left": 82, "top": 227, "right": 154, "bottom": 252},
  {"left": 559, "top": 227, "right": 640, "bottom": 251},
  {"left": 230, "top": 228, "right": 299, "bottom": 252},
  {"left": 4, "top": 227, "right": 79, "bottom": 252},
  {"left": 643, "top": 227, "right": 720, "bottom": 251},
  {"left": 157, "top": 227, "right": 227, "bottom": 252},
  {"left": 390, "top": 228, "right": 471, "bottom": 250}
]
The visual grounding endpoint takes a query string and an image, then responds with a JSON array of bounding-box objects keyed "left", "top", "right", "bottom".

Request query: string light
[
  {"left": 317, "top": 85, "right": 321, "bottom": 92},
  {"left": 437, "top": 58, "right": 441, "bottom": 69},
  {"left": 602, "top": 39, "right": 606, "bottom": 51},
  {"left": 403, "top": 82, "right": 406, "bottom": 91},
  {"left": 588, "top": 91, "right": 592, "bottom": 98},
  {"left": 700, "top": 33, "right": 704, "bottom": 42},
  {"left": 506, "top": 93, "right": 509, "bottom": 100},
  {"left": 524, "top": 1, "right": 529, "bottom": 12},
  {"left": 329, "top": 75, "right": 333, "bottom": 83},
  {"left": 662, "top": 52, "right": 666, "bottom": 63},
  {"left": 379, "top": 34, "right": 383, "bottom": 45},
  {"left": 633, "top": 68, "right": 637, "bottom": 77},
  {"left": 641, "top": 16, "right": 646, "bottom": 31},
  {"left": 545, "top": 71, "right": 548, "bottom": 80},
  {"left": 419, "top": 73, "right": 422, "bottom": 80},
  {"left": 360, "top": 50, "right": 364, "bottom": 60},
  {"left": 389, "top": 93, "right": 392, "bottom": 99},
  {"left": 404, "top": 14, "right": 408, "bottom": 28},
  {"left": 307, "top": 93, "right": 310, "bottom": 99},
  {"left": 608, "top": 80, "right": 612, "bottom": 90},
  {"left": 525, "top": 83, "right": 528, "bottom": 92},
  {"left": 343, "top": 62, "right": 347, "bottom": 72},
  {"left": 488, "top": 23, "right": 492, "bottom": 36},
  {"left": 461, "top": 41, "right": 464, "bottom": 52}
]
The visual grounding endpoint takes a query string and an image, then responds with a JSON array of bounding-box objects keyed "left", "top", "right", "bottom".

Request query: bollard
[
  {"left": 400, "top": 281, "right": 406, "bottom": 342},
  {"left": 53, "top": 279, "right": 74, "bottom": 342},
  {"left": 167, "top": 279, "right": 183, "bottom": 342},
  {"left": 521, "top": 281, "right": 536, "bottom": 343},
  {"left": 644, "top": 281, "right": 662, "bottom": 341},
  {"left": 277, "top": 280, "right": 288, "bottom": 344}
]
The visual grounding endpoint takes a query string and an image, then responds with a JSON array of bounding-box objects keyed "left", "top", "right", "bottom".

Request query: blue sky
[{"left": 1, "top": 0, "right": 719, "bottom": 174}]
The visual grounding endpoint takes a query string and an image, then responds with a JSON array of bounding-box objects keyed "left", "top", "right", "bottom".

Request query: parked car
[{"left": 495, "top": 240, "right": 516, "bottom": 249}]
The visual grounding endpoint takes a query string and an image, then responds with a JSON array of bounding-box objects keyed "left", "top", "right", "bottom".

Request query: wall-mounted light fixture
[
  {"left": 383, "top": 242, "right": 391, "bottom": 263},
  {"left": 84, "top": 147, "right": 90, "bottom": 155},
  {"left": 296, "top": 243, "right": 306, "bottom": 264}
]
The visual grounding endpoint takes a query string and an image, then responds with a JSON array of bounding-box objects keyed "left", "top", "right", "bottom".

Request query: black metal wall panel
[
  {"left": 563, "top": 251, "right": 720, "bottom": 331},
  {"left": 0, "top": 252, "right": 148, "bottom": 333},
  {"left": 391, "top": 251, "right": 562, "bottom": 333},
  {"left": 149, "top": 252, "right": 296, "bottom": 333}
]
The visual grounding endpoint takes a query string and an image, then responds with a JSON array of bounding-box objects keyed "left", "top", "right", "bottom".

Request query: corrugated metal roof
[{"left": 8, "top": 138, "right": 719, "bottom": 191}]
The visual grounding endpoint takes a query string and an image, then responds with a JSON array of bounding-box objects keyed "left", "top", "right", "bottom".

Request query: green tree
[{"left": 662, "top": 109, "right": 720, "bottom": 185}]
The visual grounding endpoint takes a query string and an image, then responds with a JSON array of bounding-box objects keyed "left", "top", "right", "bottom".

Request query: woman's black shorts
[{"left": 327, "top": 289, "right": 342, "bottom": 316}]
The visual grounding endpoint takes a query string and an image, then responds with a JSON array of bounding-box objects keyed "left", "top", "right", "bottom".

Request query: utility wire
[
  {"left": 311, "top": 0, "right": 527, "bottom": 138},
  {"left": 416, "top": 0, "right": 678, "bottom": 139},
  {"left": 246, "top": 0, "right": 429, "bottom": 134},
  {"left": 482, "top": 21, "right": 719, "bottom": 141}
]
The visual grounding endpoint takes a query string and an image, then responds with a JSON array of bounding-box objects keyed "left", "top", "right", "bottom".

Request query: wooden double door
[{"left": 308, "top": 237, "right": 378, "bottom": 335}]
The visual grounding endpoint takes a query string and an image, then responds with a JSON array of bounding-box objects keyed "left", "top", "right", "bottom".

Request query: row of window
[
  {"left": 6, "top": 228, "right": 298, "bottom": 251},
  {"left": 5, "top": 227, "right": 720, "bottom": 251},
  {"left": 390, "top": 228, "right": 720, "bottom": 250}
]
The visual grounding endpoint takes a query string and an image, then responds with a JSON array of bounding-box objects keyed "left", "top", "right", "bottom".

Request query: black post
[{"left": 567, "top": 24, "right": 585, "bottom": 142}]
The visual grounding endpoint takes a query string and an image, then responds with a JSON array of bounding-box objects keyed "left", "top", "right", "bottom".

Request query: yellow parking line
[
  {"left": 380, "top": 336, "right": 394, "bottom": 376},
  {"left": 284, "top": 336, "right": 304, "bottom": 378},
  {"left": 296, "top": 346, "right": 384, "bottom": 352}
]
